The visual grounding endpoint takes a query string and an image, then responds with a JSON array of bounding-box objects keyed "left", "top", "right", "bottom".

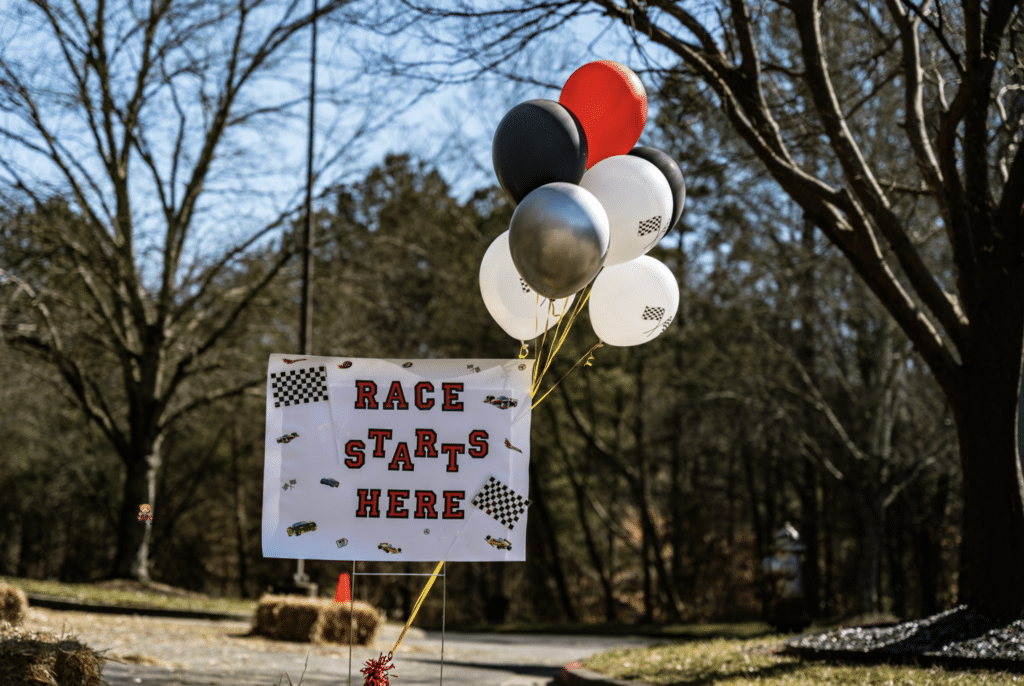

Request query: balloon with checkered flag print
[
  {"left": 579, "top": 155, "right": 673, "bottom": 267},
  {"left": 588, "top": 255, "right": 679, "bottom": 346}
]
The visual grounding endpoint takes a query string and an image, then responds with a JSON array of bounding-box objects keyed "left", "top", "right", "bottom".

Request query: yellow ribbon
[
  {"left": 390, "top": 561, "right": 444, "bottom": 653},
  {"left": 528, "top": 285, "right": 596, "bottom": 405}
]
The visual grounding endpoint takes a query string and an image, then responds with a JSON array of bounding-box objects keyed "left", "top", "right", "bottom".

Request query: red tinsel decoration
[{"left": 361, "top": 651, "right": 395, "bottom": 686}]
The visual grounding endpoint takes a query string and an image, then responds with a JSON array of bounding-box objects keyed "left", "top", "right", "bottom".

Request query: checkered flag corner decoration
[
  {"left": 271, "top": 365, "right": 329, "bottom": 407},
  {"left": 471, "top": 476, "right": 531, "bottom": 530}
]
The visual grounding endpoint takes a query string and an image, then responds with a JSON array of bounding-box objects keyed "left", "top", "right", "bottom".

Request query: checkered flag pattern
[
  {"left": 642, "top": 306, "right": 666, "bottom": 322},
  {"left": 520, "top": 278, "right": 531, "bottom": 293},
  {"left": 637, "top": 215, "right": 662, "bottom": 237},
  {"left": 271, "top": 366, "right": 329, "bottom": 408},
  {"left": 471, "top": 476, "right": 531, "bottom": 530}
]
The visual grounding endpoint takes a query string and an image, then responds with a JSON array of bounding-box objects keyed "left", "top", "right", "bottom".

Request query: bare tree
[
  {"left": 0, "top": 0, "right": 381, "bottom": 581},
  {"left": 372, "top": 0, "right": 1024, "bottom": 617}
]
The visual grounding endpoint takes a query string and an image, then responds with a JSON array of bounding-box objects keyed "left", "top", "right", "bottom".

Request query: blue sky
[
  {"left": 0, "top": 1, "right": 691, "bottom": 275},
  {"left": 301, "top": 6, "right": 683, "bottom": 204}
]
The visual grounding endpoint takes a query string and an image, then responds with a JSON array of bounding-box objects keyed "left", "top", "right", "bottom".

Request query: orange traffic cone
[{"left": 334, "top": 572, "right": 351, "bottom": 602}]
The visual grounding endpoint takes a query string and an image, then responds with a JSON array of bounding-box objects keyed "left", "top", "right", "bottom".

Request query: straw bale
[
  {"left": 313, "top": 600, "right": 382, "bottom": 645},
  {"left": 0, "top": 623, "right": 105, "bottom": 686},
  {"left": 254, "top": 595, "right": 321, "bottom": 642},
  {"left": 0, "top": 582, "right": 27, "bottom": 627},
  {"left": 254, "top": 595, "right": 382, "bottom": 645}
]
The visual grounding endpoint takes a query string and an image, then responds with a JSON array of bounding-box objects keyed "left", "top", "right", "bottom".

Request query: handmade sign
[{"left": 262, "top": 355, "right": 533, "bottom": 562}]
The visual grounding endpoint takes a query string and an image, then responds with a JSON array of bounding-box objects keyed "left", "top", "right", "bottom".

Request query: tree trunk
[
  {"left": 632, "top": 353, "right": 685, "bottom": 622},
  {"left": 567, "top": 453, "right": 616, "bottom": 621},
  {"left": 855, "top": 495, "right": 885, "bottom": 615},
  {"left": 916, "top": 472, "right": 951, "bottom": 616},
  {"left": 111, "top": 441, "right": 161, "bottom": 581},
  {"left": 954, "top": 336, "right": 1024, "bottom": 617},
  {"left": 231, "top": 419, "right": 250, "bottom": 598},
  {"left": 799, "top": 460, "right": 821, "bottom": 619},
  {"left": 821, "top": 475, "right": 836, "bottom": 618},
  {"left": 796, "top": 217, "right": 821, "bottom": 619},
  {"left": 528, "top": 457, "right": 578, "bottom": 622}
]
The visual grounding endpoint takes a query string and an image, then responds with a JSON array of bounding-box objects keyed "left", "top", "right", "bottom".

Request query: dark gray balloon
[
  {"left": 628, "top": 146, "right": 686, "bottom": 231},
  {"left": 492, "top": 100, "right": 588, "bottom": 205},
  {"left": 508, "top": 183, "right": 610, "bottom": 300}
]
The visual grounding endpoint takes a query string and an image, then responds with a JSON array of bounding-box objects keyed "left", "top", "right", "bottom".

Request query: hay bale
[
  {"left": 254, "top": 594, "right": 322, "bottom": 642},
  {"left": 254, "top": 595, "right": 381, "bottom": 645},
  {"left": 0, "top": 623, "right": 105, "bottom": 686},
  {"left": 0, "top": 582, "right": 28, "bottom": 627},
  {"left": 314, "top": 601, "right": 382, "bottom": 645}
]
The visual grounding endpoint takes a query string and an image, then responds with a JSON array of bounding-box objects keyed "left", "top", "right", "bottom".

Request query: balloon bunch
[{"left": 479, "top": 61, "right": 685, "bottom": 401}]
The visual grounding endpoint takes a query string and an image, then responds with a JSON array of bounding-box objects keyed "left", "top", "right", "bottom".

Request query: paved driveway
[{"left": 22, "top": 607, "right": 656, "bottom": 686}]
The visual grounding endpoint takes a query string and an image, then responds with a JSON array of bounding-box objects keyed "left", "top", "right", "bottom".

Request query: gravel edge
[{"left": 782, "top": 605, "right": 1024, "bottom": 673}]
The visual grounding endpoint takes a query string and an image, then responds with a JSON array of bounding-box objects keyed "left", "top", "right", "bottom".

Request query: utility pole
[{"left": 277, "top": 0, "right": 318, "bottom": 598}]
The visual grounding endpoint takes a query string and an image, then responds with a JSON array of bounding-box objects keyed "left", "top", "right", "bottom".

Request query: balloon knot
[{"left": 518, "top": 342, "right": 529, "bottom": 359}]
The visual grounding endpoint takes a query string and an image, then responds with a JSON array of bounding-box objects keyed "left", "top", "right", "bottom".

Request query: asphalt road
[{"left": 23, "top": 607, "right": 656, "bottom": 686}]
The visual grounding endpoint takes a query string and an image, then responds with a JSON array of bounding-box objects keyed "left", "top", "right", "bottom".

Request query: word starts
[{"left": 344, "top": 428, "right": 489, "bottom": 473}]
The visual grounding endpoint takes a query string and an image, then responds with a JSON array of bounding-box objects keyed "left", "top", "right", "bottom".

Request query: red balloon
[{"left": 559, "top": 61, "right": 647, "bottom": 169}]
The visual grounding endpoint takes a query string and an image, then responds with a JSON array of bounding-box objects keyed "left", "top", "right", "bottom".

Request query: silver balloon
[{"left": 508, "top": 183, "right": 609, "bottom": 299}]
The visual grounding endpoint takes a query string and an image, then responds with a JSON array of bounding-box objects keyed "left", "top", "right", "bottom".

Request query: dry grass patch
[
  {"left": 0, "top": 575, "right": 257, "bottom": 615},
  {"left": 582, "top": 637, "right": 1024, "bottom": 685},
  {"left": 0, "top": 622, "right": 105, "bottom": 686},
  {"left": 254, "top": 595, "right": 382, "bottom": 645}
]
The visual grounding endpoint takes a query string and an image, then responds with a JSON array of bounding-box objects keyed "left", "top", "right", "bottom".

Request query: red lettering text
[
  {"left": 441, "top": 443, "right": 465, "bottom": 472},
  {"left": 354, "top": 381, "right": 378, "bottom": 409},
  {"left": 344, "top": 440, "right": 365, "bottom": 469},
  {"left": 387, "top": 490, "right": 410, "bottom": 518},
  {"left": 415, "top": 381, "right": 435, "bottom": 410},
  {"left": 443, "top": 491, "right": 465, "bottom": 519},
  {"left": 356, "top": 488, "right": 380, "bottom": 517},
  {"left": 388, "top": 442, "right": 414, "bottom": 471},
  {"left": 356, "top": 490, "right": 465, "bottom": 519},
  {"left": 468, "top": 430, "right": 489, "bottom": 458},
  {"left": 415, "top": 429, "right": 438, "bottom": 458},
  {"left": 383, "top": 380, "right": 409, "bottom": 410},
  {"left": 442, "top": 382, "right": 464, "bottom": 411},
  {"left": 367, "top": 428, "right": 392, "bottom": 457},
  {"left": 414, "top": 490, "right": 438, "bottom": 519}
]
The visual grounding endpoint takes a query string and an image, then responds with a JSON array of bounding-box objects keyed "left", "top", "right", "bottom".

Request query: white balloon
[
  {"left": 480, "top": 230, "right": 576, "bottom": 341},
  {"left": 589, "top": 256, "right": 679, "bottom": 346},
  {"left": 580, "top": 155, "right": 673, "bottom": 267}
]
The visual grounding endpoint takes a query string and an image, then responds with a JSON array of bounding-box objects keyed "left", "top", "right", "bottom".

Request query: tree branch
[
  {"left": 160, "top": 378, "right": 263, "bottom": 434},
  {"left": 792, "top": 0, "right": 965, "bottom": 354}
]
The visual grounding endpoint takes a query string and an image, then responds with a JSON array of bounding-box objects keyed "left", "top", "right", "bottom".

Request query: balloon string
[
  {"left": 518, "top": 341, "right": 529, "bottom": 359},
  {"left": 536, "top": 289, "right": 589, "bottom": 392},
  {"left": 530, "top": 296, "right": 567, "bottom": 395},
  {"left": 532, "top": 341, "right": 604, "bottom": 409},
  {"left": 530, "top": 320, "right": 549, "bottom": 394},
  {"left": 531, "top": 285, "right": 592, "bottom": 397}
]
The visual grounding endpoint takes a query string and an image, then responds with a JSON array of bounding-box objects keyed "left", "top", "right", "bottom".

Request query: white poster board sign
[{"left": 262, "top": 355, "right": 533, "bottom": 561}]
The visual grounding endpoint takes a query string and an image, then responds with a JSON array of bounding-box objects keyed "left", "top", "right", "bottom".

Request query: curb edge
[{"left": 561, "top": 663, "right": 655, "bottom": 686}]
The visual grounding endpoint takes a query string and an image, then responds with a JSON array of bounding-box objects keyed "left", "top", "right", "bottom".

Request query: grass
[
  {"left": 582, "top": 637, "right": 1024, "bottom": 685},
  {"left": 1, "top": 576, "right": 258, "bottom": 615}
]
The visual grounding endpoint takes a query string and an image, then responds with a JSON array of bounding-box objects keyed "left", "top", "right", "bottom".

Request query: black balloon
[
  {"left": 628, "top": 146, "right": 686, "bottom": 231},
  {"left": 492, "top": 99, "right": 588, "bottom": 205}
]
